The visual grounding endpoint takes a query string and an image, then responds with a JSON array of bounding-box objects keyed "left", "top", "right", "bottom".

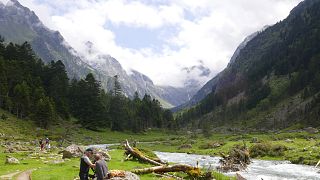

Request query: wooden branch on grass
[
  {"left": 132, "top": 164, "right": 199, "bottom": 175},
  {"left": 124, "top": 140, "right": 201, "bottom": 178},
  {"left": 124, "top": 139, "right": 164, "bottom": 166}
]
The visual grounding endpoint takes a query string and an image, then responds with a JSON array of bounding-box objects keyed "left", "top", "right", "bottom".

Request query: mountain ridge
[
  {"left": 176, "top": 0, "right": 320, "bottom": 130},
  {"left": 0, "top": 0, "right": 200, "bottom": 107}
]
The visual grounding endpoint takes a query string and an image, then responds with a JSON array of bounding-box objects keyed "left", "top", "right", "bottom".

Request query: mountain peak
[{"left": 5, "top": 0, "right": 24, "bottom": 8}]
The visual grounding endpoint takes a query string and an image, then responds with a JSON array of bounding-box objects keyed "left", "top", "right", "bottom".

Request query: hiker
[
  {"left": 39, "top": 139, "right": 44, "bottom": 151},
  {"left": 94, "top": 154, "right": 109, "bottom": 180},
  {"left": 45, "top": 137, "right": 49, "bottom": 145},
  {"left": 45, "top": 138, "right": 51, "bottom": 150},
  {"left": 79, "top": 148, "right": 95, "bottom": 180}
]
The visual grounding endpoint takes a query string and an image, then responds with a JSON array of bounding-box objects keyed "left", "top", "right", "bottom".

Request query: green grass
[
  {"left": 137, "top": 131, "right": 320, "bottom": 165},
  {"left": 1, "top": 108, "right": 319, "bottom": 179},
  {"left": 30, "top": 150, "right": 157, "bottom": 180}
]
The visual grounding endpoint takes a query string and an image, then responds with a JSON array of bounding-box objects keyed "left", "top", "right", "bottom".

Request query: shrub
[{"left": 250, "top": 142, "right": 287, "bottom": 157}]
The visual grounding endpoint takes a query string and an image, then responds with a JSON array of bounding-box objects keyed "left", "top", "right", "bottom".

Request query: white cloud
[{"left": 18, "top": 0, "right": 303, "bottom": 87}]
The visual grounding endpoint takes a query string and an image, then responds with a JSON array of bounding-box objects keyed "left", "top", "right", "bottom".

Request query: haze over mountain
[
  {"left": 176, "top": 0, "right": 320, "bottom": 130},
  {"left": 0, "top": 0, "right": 198, "bottom": 107},
  {"left": 15, "top": 0, "right": 302, "bottom": 88},
  {"left": 173, "top": 27, "right": 268, "bottom": 111}
]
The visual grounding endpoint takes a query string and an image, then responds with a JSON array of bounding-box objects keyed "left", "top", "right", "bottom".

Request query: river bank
[
  {"left": 134, "top": 131, "right": 320, "bottom": 166},
  {"left": 155, "top": 151, "right": 320, "bottom": 180}
]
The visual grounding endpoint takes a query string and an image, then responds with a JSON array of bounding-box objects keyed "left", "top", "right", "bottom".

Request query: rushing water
[
  {"left": 154, "top": 151, "right": 320, "bottom": 180},
  {"left": 88, "top": 144, "right": 320, "bottom": 179}
]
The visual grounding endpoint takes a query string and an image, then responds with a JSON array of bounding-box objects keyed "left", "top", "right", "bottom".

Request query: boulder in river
[{"left": 5, "top": 156, "right": 20, "bottom": 164}]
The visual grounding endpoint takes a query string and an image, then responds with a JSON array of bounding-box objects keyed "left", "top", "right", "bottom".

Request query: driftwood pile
[
  {"left": 217, "top": 145, "right": 250, "bottom": 172},
  {"left": 123, "top": 140, "right": 204, "bottom": 179}
]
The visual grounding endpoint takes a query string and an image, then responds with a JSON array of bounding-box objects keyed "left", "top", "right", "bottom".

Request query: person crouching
[{"left": 94, "top": 153, "right": 109, "bottom": 180}]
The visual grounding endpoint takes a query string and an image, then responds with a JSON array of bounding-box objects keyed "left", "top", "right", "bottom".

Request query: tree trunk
[
  {"left": 132, "top": 164, "right": 199, "bottom": 175},
  {"left": 124, "top": 140, "right": 164, "bottom": 166}
]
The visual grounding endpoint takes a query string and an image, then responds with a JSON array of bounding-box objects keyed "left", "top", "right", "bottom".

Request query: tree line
[{"left": 0, "top": 37, "right": 174, "bottom": 132}]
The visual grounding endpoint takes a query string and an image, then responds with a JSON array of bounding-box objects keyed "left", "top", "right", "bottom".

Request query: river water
[
  {"left": 155, "top": 151, "right": 320, "bottom": 180},
  {"left": 89, "top": 144, "right": 320, "bottom": 179}
]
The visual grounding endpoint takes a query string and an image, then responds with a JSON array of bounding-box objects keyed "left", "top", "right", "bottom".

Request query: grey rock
[
  {"left": 285, "top": 139, "right": 294, "bottom": 143},
  {"left": 305, "top": 127, "right": 318, "bottom": 134},
  {"left": 5, "top": 156, "right": 20, "bottom": 164},
  {"left": 60, "top": 144, "right": 85, "bottom": 159}
]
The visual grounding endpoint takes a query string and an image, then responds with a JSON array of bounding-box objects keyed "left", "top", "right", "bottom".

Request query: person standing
[
  {"left": 79, "top": 148, "right": 95, "bottom": 180},
  {"left": 39, "top": 139, "right": 44, "bottom": 151},
  {"left": 94, "top": 154, "right": 109, "bottom": 180},
  {"left": 45, "top": 138, "right": 50, "bottom": 150}
]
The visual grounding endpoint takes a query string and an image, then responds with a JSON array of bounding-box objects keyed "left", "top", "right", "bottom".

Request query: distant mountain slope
[
  {"left": 0, "top": 0, "right": 200, "bottom": 107},
  {"left": 177, "top": 0, "right": 320, "bottom": 130},
  {"left": 173, "top": 29, "right": 262, "bottom": 112},
  {"left": 0, "top": 0, "right": 96, "bottom": 79}
]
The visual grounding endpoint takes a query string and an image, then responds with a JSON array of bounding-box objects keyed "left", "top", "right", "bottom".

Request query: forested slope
[
  {"left": 176, "top": 0, "right": 320, "bottom": 131},
  {"left": 0, "top": 38, "right": 174, "bottom": 132}
]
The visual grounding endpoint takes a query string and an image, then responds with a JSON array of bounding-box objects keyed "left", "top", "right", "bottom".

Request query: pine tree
[
  {"left": 35, "top": 97, "right": 55, "bottom": 129},
  {"left": 113, "top": 75, "right": 122, "bottom": 96}
]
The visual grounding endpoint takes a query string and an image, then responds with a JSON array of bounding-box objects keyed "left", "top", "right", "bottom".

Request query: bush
[{"left": 250, "top": 142, "right": 287, "bottom": 157}]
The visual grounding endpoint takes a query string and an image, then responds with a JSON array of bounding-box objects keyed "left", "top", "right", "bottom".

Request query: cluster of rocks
[{"left": 2, "top": 141, "right": 34, "bottom": 153}]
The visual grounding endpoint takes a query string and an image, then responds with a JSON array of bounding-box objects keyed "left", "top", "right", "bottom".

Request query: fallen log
[
  {"left": 132, "top": 164, "right": 201, "bottom": 176},
  {"left": 124, "top": 140, "right": 164, "bottom": 166},
  {"left": 124, "top": 140, "right": 203, "bottom": 178},
  {"left": 154, "top": 173, "right": 184, "bottom": 180}
]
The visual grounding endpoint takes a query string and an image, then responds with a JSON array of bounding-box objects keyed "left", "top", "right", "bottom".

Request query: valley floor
[{"left": 0, "top": 108, "right": 319, "bottom": 179}]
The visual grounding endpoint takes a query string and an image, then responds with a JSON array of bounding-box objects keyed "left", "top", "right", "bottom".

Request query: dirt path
[
  {"left": 16, "top": 170, "right": 33, "bottom": 180},
  {"left": 0, "top": 171, "right": 21, "bottom": 180},
  {"left": 0, "top": 169, "right": 33, "bottom": 180}
]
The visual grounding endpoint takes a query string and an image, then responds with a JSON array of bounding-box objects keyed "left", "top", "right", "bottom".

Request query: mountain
[
  {"left": 176, "top": 0, "right": 320, "bottom": 130},
  {"left": 0, "top": 0, "right": 200, "bottom": 107},
  {"left": 0, "top": 0, "right": 97, "bottom": 79},
  {"left": 173, "top": 28, "right": 263, "bottom": 112}
]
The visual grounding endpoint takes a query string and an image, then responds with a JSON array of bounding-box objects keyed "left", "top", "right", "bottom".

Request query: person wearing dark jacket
[
  {"left": 79, "top": 148, "right": 95, "bottom": 180},
  {"left": 94, "top": 154, "right": 109, "bottom": 180}
]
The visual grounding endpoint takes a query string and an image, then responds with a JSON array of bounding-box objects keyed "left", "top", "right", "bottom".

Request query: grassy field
[
  {"left": 0, "top": 108, "right": 234, "bottom": 179},
  {"left": 1, "top": 108, "right": 320, "bottom": 179}
]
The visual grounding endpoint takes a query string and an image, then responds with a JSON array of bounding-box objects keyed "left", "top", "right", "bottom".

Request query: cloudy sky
[{"left": 9, "top": 0, "right": 303, "bottom": 87}]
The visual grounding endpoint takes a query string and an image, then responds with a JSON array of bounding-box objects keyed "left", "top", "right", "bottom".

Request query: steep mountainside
[
  {"left": 177, "top": 0, "right": 320, "bottom": 131},
  {"left": 173, "top": 28, "right": 263, "bottom": 111},
  {"left": 0, "top": 0, "right": 199, "bottom": 107},
  {"left": 0, "top": 0, "right": 96, "bottom": 79}
]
